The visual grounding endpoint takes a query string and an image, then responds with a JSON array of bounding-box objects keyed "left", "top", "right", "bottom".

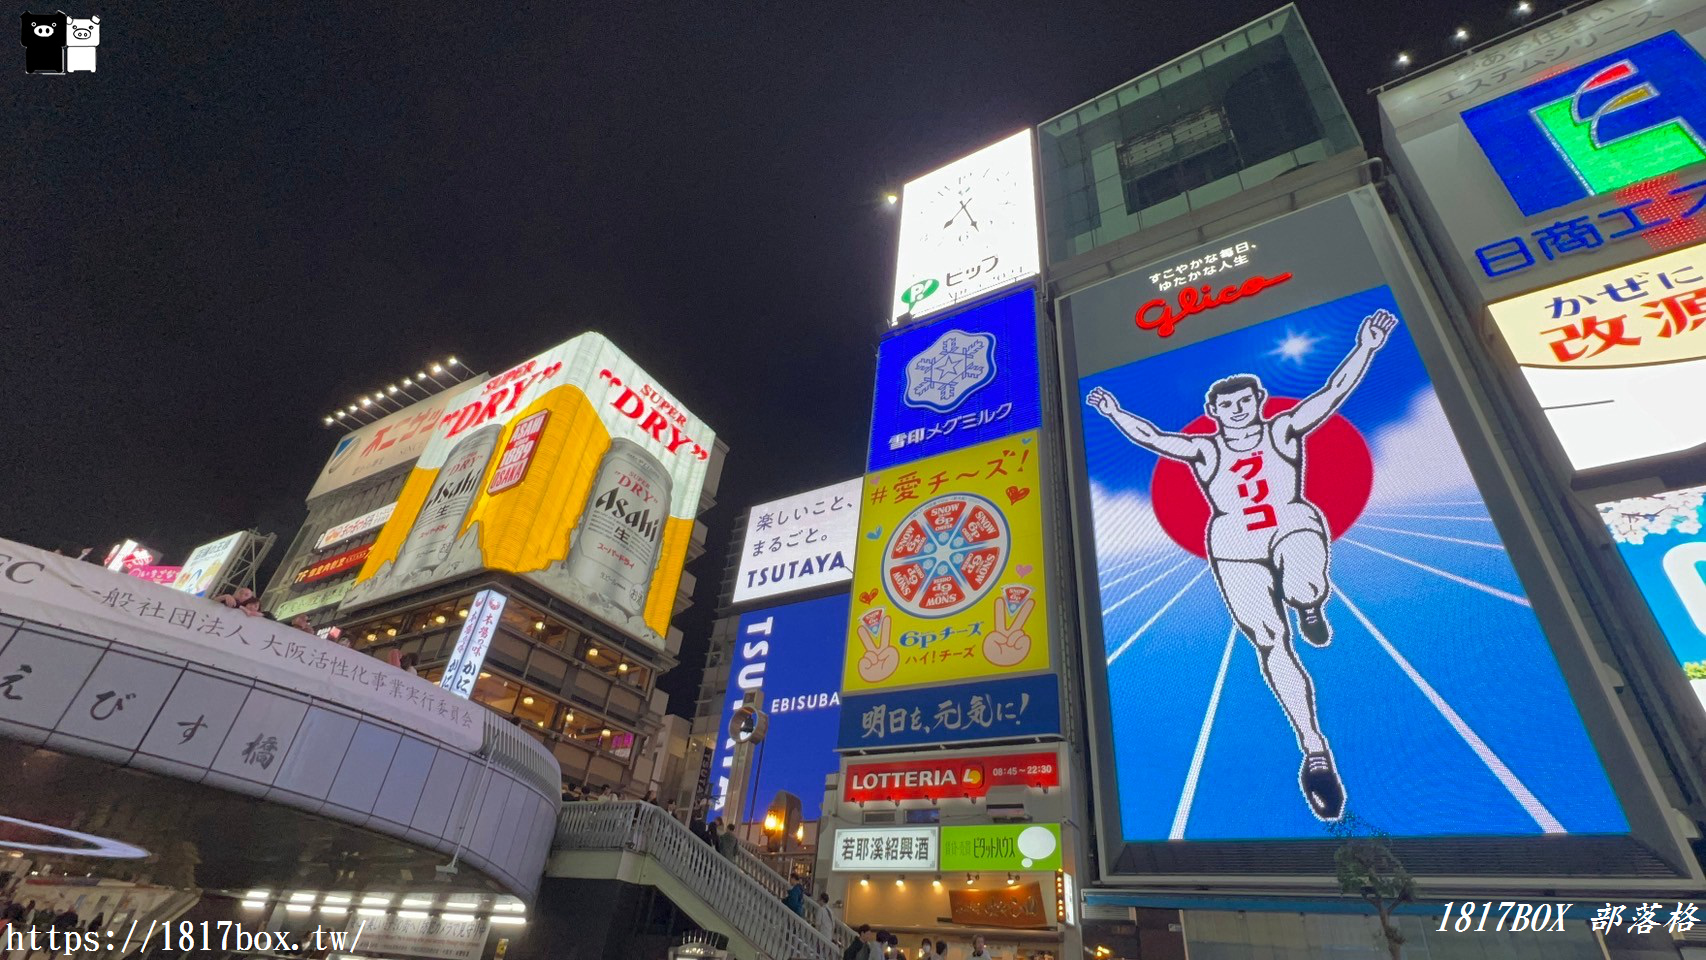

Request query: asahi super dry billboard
[{"left": 341, "top": 334, "right": 715, "bottom": 650}]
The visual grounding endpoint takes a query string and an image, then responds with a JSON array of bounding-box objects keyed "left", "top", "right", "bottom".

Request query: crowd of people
[
  {"left": 0, "top": 891, "right": 105, "bottom": 940},
  {"left": 842, "top": 930, "right": 996, "bottom": 960}
]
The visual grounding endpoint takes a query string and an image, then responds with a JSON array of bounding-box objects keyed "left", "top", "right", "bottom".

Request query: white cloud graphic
[
  {"left": 1364, "top": 388, "right": 1480, "bottom": 507},
  {"left": 1089, "top": 481, "right": 1172, "bottom": 566}
]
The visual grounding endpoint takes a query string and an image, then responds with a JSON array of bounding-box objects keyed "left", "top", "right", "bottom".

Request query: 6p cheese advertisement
[
  {"left": 341, "top": 334, "right": 716, "bottom": 650},
  {"left": 843, "top": 430, "right": 1049, "bottom": 693}
]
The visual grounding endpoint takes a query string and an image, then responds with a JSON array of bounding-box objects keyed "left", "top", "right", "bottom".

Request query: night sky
[{"left": 3, "top": 0, "right": 1515, "bottom": 711}]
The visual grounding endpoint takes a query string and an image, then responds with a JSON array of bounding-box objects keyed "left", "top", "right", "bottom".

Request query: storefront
[{"left": 831, "top": 824, "right": 1071, "bottom": 960}]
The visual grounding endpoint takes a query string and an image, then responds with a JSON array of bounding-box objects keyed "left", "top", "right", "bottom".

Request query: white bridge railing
[{"left": 556, "top": 802, "right": 845, "bottom": 960}]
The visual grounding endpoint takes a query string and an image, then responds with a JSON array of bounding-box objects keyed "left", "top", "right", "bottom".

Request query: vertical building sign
[
  {"left": 1062, "top": 191, "right": 1629, "bottom": 865},
  {"left": 844, "top": 133, "right": 1057, "bottom": 750},
  {"left": 441, "top": 589, "right": 507, "bottom": 698},
  {"left": 1599, "top": 483, "right": 1706, "bottom": 710}
]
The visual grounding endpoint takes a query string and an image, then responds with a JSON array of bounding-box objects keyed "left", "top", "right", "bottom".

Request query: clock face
[
  {"left": 929, "top": 168, "right": 1023, "bottom": 247},
  {"left": 891, "top": 130, "right": 1040, "bottom": 324}
]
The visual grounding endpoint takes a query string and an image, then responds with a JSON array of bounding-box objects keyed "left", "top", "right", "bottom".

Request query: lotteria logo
[{"left": 1462, "top": 32, "right": 1706, "bottom": 217}]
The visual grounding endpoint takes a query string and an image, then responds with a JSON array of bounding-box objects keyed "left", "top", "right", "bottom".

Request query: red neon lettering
[
  {"left": 638, "top": 410, "right": 670, "bottom": 441},
  {"left": 1135, "top": 272, "right": 1294, "bottom": 337}
]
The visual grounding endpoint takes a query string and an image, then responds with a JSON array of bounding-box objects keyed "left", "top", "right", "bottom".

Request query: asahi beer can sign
[
  {"left": 558, "top": 438, "right": 673, "bottom": 622},
  {"left": 341, "top": 334, "right": 717, "bottom": 650},
  {"left": 390, "top": 423, "right": 503, "bottom": 583}
]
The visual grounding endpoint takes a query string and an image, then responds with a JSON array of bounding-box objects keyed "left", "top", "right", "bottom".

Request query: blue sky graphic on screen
[
  {"left": 709, "top": 593, "right": 847, "bottom": 823},
  {"left": 1600, "top": 485, "right": 1706, "bottom": 674},
  {"left": 1078, "top": 285, "right": 1626, "bottom": 841},
  {"left": 868, "top": 286, "right": 1041, "bottom": 472}
]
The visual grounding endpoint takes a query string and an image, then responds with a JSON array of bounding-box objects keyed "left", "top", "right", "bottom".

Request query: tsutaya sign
[
  {"left": 1487, "top": 240, "right": 1706, "bottom": 471},
  {"left": 843, "top": 750, "right": 1060, "bottom": 803},
  {"left": 343, "top": 333, "right": 716, "bottom": 650},
  {"left": 732, "top": 478, "right": 862, "bottom": 605},
  {"left": 891, "top": 129, "right": 1040, "bottom": 326}
]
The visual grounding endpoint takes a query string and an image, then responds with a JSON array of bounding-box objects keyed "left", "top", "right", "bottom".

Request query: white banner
[
  {"left": 441, "top": 589, "right": 506, "bottom": 698},
  {"left": 308, "top": 393, "right": 452, "bottom": 501},
  {"left": 170, "top": 531, "right": 245, "bottom": 597},
  {"left": 345, "top": 914, "right": 490, "bottom": 960},
  {"left": 315, "top": 503, "right": 397, "bottom": 552},
  {"left": 732, "top": 478, "right": 861, "bottom": 605},
  {"left": 1488, "top": 241, "right": 1706, "bottom": 471},
  {"left": 0, "top": 538, "right": 481, "bottom": 751},
  {"left": 829, "top": 826, "right": 939, "bottom": 872}
]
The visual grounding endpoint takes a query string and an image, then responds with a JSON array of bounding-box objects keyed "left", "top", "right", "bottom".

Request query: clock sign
[{"left": 891, "top": 129, "right": 1041, "bottom": 326}]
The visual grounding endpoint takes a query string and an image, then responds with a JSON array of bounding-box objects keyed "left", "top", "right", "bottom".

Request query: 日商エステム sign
[{"left": 1462, "top": 32, "right": 1706, "bottom": 217}]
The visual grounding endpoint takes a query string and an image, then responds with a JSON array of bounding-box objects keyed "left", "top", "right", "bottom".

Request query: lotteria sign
[{"left": 843, "top": 751, "right": 1060, "bottom": 803}]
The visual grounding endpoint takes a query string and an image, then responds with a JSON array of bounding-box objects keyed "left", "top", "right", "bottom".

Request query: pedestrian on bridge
[{"left": 714, "top": 820, "right": 740, "bottom": 861}]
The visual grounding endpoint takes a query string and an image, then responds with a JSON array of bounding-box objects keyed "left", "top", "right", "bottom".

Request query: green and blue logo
[{"left": 1463, "top": 32, "right": 1706, "bottom": 217}]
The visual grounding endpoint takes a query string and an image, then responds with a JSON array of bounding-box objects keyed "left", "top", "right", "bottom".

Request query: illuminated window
[
  {"left": 471, "top": 675, "right": 519, "bottom": 714},
  {"left": 513, "top": 688, "right": 554, "bottom": 727}
]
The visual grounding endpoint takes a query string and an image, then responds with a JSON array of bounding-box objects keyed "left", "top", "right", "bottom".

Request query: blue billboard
[
  {"left": 867, "top": 286, "right": 1042, "bottom": 472},
  {"left": 1461, "top": 32, "right": 1706, "bottom": 217},
  {"left": 1077, "top": 284, "right": 1626, "bottom": 840},
  {"left": 1599, "top": 484, "right": 1706, "bottom": 704},
  {"left": 709, "top": 593, "right": 848, "bottom": 823},
  {"left": 837, "top": 673, "right": 1060, "bottom": 750}
]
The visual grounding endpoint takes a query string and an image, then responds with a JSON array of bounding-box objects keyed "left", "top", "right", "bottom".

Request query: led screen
[
  {"left": 891, "top": 129, "right": 1040, "bottom": 325},
  {"left": 709, "top": 593, "right": 848, "bottom": 823},
  {"left": 1599, "top": 484, "right": 1706, "bottom": 710},
  {"left": 868, "top": 286, "right": 1042, "bottom": 472},
  {"left": 1076, "top": 281, "right": 1627, "bottom": 842},
  {"left": 1462, "top": 32, "right": 1706, "bottom": 217},
  {"left": 1486, "top": 241, "right": 1706, "bottom": 471}
]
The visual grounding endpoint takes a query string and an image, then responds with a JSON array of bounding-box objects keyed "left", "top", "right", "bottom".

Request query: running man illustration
[{"left": 1086, "top": 308, "right": 1397, "bottom": 820}]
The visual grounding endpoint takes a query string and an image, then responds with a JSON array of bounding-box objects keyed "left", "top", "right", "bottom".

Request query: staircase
[{"left": 552, "top": 802, "right": 854, "bottom": 960}]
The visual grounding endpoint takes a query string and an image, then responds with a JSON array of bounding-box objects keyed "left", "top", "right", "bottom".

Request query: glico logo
[
  {"left": 1135, "top": 272, "right": 1293, "bottom": 338},
  {"left": 1462, "top": 32, "right": 1706, "bottom": 217}
]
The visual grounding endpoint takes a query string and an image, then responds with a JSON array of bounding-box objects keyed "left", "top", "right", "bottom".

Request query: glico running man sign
[
  {"left": 340, "top": 334, "right": 716, "bottom": 650},
  {"left": 1058, "top": 188, "right": 1688, "bottom": 881}
]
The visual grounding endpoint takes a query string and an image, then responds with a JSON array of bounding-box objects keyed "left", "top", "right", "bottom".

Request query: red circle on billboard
[{"left": 1150, "top": 398, "right": 1373, "bottom": 559}]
